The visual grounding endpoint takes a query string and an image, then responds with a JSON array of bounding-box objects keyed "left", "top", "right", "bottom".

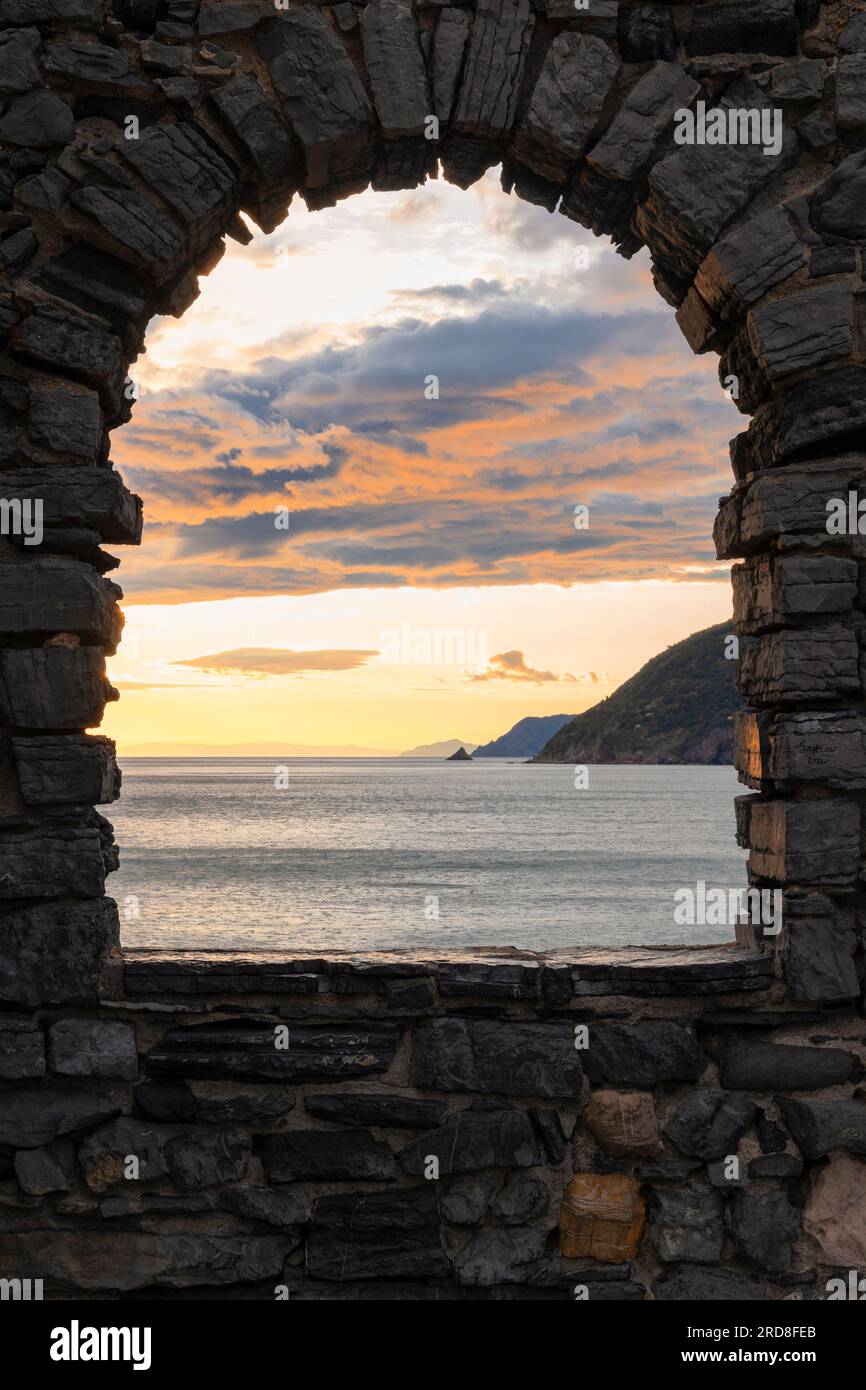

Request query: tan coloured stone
[
  {"left": 560, "top": 1173, "right": 646, "bottom": 1263},
  {"left": 803, "top": 1153, "right": 866, "bottom": 1266},
  {"left": 584, "top": 1089, "right": 662, "bottom": 1157}
]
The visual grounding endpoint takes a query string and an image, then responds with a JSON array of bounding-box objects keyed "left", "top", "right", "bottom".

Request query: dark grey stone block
[
  {"left": 307, "top": 1187, "right": 449, "bottom": 1281},
  {"left": 412, "top": 1017, "right": 582, "bottom": 1097},
  {"left": 651, "top": 1185, "right": 724, "bottom": 1263},
  {"left": 304, "top": 1092, "right": 446, "bottom": 1129},
  {"left": 777, "top": 1097, "right": 866, "bottom": 1159},
  {"left": 665, "top": 1090, "right": 756, "bottom": 1160},
  {"left": 261, "top": 1130, "right": 396, "bottom": 1183},
  {"left": 48, "top": 1018, "right": 137, "bottom": 1080},
  {"left": 399, "top": 1105, "right": 546, "bottom": 1174},
  {"left": 729, "top": 1187, "right": 800, "bottom": 1272},
  {"left": 0, "top": 1088, "right": 119, "bottom": 1149},
  {"left": 720, "top": 1039, "right": 856, "bottom": 1090},
  {"left": 583, "top": 1021, "right": 705, "bottom": 1087},
  {"left": 0, "top": 1015, "right": 44, "bottom": 1079}
]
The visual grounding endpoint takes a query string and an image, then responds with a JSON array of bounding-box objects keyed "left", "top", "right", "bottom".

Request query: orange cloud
[
  {"left": 471, "top": 650, "right": 602, "bottom": 685},
  {"left": 174, "top": 647, "right": 379, "bottom": 675}
]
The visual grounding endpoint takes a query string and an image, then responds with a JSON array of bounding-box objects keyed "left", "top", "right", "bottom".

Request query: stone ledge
[{"left": 123, "top": 944, "right": 771, "bottom": 999}]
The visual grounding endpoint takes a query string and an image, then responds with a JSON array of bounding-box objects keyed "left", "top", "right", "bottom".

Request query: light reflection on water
[{"left": 110, "top": 759, "right": 747, "bottom": 953}]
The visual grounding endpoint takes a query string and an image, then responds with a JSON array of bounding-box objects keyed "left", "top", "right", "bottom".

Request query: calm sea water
[{"left": 109, "top": 759, "right": 747, "bottom": 953}]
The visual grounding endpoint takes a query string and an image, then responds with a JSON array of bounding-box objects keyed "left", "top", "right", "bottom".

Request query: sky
[{"left": 102, "top": 168, "right": 739, "bottom": 754}]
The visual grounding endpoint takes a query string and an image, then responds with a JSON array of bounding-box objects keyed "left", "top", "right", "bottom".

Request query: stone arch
[
  {"left": 0, "top": 0, "right": 862, "bottom": 1003},
  {"left": 1, "top": 0, "right": 866, "bottom": 1302}
]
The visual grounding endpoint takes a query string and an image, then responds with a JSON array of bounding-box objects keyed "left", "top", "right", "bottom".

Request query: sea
[{"left": 110, "top": 759, "right": 748, "bottom": 954}]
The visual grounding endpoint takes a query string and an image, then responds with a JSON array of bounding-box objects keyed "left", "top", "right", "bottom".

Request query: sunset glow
[{"left": 105, "top": 170, "right": 738, "bottom": 753}]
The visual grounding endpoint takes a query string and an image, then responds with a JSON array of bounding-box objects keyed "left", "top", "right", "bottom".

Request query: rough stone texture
[
  {"left": 836, "top": 52, "right": 866, "bottom": 131},
  {"left": 0, "top": 88, "right": 73, "bottom": 145},
  {"left": 0, "top": 945, "right": 860, "bottom": 1298},
  {"left": 0, "top": 0, "right": 861, "bottom": 1305},
  {"left": 729, "top": 1188, "right": 799, "bottom": 1273},
  {"left": 0, "top": 821, "right": 107, "bottom": 899},
  {"left": 737, "top": 625, "right": 860, "bottom": 705},
  {"left": 411, "top": 1017, "right": 582, "bottom": 1097},
  {"left": 651, "top": 1185, "right": 724, "bottom": 1263},
  {"left": 443, "top": 0, "right": 534, "bottom": 186},
  {"left": 360, "top": 0, "right": 430, "bottom": 140},
  {"left": 0, "top": 468, "right": 141, "bottom": 543},
  {"left": 720, "top": 1039, "right": 856, "bottom": 1091},
  {"left": 803, "top": 1154, "right": 866, "bottom": 1267},
  {"left": 47, "top": 1017, "right": 137, "bottom": 1079},
  {"left": 119, "top": 120, "right": 237, "bottom": 251},
  {"left": 146, "top": 1022, "right": 402, "bottom": 1082},
  {"left": 432, "top": 7, "right": 471, "bottom": 124},
  {"left": 198, "top": 2, "right": 265, "bottom": 39},
  {"left": 687, "top": 0, "right": 798, "bottom": 57},
  {"left": 0, "top": 1087, "right": 118, "bottom": 1148},
  {"left": 777, "top": 1097, "right": 866, "bottom": 1159},
  {"left": 782, "top": 891, "right": 860, "bottom": 1003},
  {"left": 665, "top": 1090, "right": 756, "bottom": 1160},
  {"left": 0, "top": 646, "right": 118, "bottom": 729},
  {"left": 565, "top": 61, "right": 699, "bottom": 246},
  {"left": 746, "top": 799, "right": 860, "bottom": 885},
  {"left": 0, "top": 0, "right": 103, "bottom": 23},
  {"left": 304, "top": 1092, "right": 446, "bottom": 1129},
  {"left": 0, "top": 1229, "right": 292, "bottom": 1291},
  {"left": 12, "top": 734, "right": 120, "bottom": 806},
  {"left": 582, "top": 1021, "right": 705, "bottom": 1086},
  {"left": 210, "top": 73, "right": 295, "bottom": 183},
  {"left": 732, "top": 554, "right": 857, "bottom": 633},
  {"left": 134, "top": 1078, "right": 295, "bottom": 1126},
  {"left": 491, "top": 1171, "right": 549, "bottom": 1225},
  {"left": 254, "top": 10, "right": 375, "bottom": 194},
  {"left": 0, "top": 555, "right": 122, "bottom": 647},
  {"left": 510, "top": 32, "right": 620, "bottom": 184},
  {"left": 654, "top": 1263, "right": 762, "bottom": 1301},
  {"left": 583, "top": 1089, "right": 662, "bottom": 1156},
  {"left": 560, "top": 1173, "right": 646, "bottom": 1262},
  {"left": 399, "top": 1105, "right": 546, "bottom": 1174},
  {"left": 0, "top": 26, "right": 41, "bottom": 93},
  {"left": 440, "top": 1172, "right": 499, "bottom": 1225},
  {"left": 165, "top": 1129, "right": 250, "bottom": 1188},
  {"left": 307, "top": 1187, "right": 449, "bottom": 1281},
  {"left": 695, "top": 206, "right": 805, "bottom": 323},
  {"left": 570, "top": 946, "right": 771, "bottom": 995},
  {"left": 0, "top": 897, "right": 119, "bottom": 1006},
  {"left": 0, "top": 1015, "right": 44, "bottom": 1078},
  {"left": 453, "top": 1225, "right": 548, "bottom": 1285},
  {"left": 734, "top": 709, "right": 866, "bottom": 793},
  {"left": 69, "top": 184, "right": 186, "bottom": 280},
  {"left": 725, "top": 282, "right": 854, "bottom": 409},
  {"left": 78, "top": 1117, "right": 170, "bottom": 1190},
  {"left": 262, "top": 1130, "right": 396, "bottom": 1183},
  {"left": 12, "top": 306, "right": 125, "bottom": 416},
  {"left": 14, "top": 1139, "right": 75, "bottom": 1194},
  {"left": 637, "top": 77, "right": 799, "bottom": 281},
  {"left": 219, "top": 1186, "right": 304, "bottom": 1233},
  {"left": 718, "top": 457, "right": 866, "bottom": 554}
]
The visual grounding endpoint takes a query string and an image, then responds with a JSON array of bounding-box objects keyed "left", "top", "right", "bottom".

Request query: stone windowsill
[{"left": 122, "top": 943, "right": 772, "bottom": 998}]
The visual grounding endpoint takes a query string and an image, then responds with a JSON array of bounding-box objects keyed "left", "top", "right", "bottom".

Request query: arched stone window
[{"left": 0, "top": 0, "right": 863, "bottom": 1304}]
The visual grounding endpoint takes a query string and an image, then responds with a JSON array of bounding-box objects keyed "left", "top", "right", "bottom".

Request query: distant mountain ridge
[
  {"left": 399, "top": 739, "right": 478, "bottom": 757},
  {"left": 474, "top": 714, "right": 576, "bottom": 758},
  {"left": 533, "top": 623, "right": 740, "bottom": 765}
]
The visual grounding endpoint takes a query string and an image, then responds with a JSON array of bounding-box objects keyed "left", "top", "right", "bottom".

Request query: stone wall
[
  {"left": 1, "top": 946, "right": 864, "bottom": 1300},
  {"left": 1, "top": 0, "right": 866, "bottom": 1300}
]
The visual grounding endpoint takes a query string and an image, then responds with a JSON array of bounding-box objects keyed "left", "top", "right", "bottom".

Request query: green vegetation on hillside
[{"left": 533, "top": 622, "right": 741, "bottom": 765}]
